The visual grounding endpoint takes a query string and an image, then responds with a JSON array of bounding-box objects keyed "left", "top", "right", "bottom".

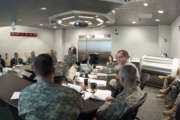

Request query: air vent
[{"left": 101, "top": 0, "right": 131, "bottom": 4}]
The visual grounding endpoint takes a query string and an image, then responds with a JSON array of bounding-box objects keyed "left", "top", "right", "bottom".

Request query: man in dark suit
[
  {"left": 10, "top": 52, "right": 23, "bottom": 67},
  {"left": 0, "top": 54, "right": 5, "bottom": 67}
]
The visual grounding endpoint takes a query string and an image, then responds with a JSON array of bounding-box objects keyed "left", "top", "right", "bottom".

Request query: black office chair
[
  {"left": 120, "top": 92, "right": 148, "bottom": 120},
  {"left": 176, "top": 102, "right": 180, "bottom": 120},
  {"left": 0, "top": 98, "right": 21, "bottom": 120},
  {"left": 140, "top": 73, "right": 151, "bottom": 90}
]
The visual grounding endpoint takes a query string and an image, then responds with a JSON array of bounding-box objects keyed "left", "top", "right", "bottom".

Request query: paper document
[
  {"left": 21, "top": 71, "right": 32, "bottom": 77},
  {"left": 96, "top": 66, "right": 104, "bottom": 69},
  {"left": 89, "top": 79, "right": 107, "bottom": 87},
  {"left": 92, "top": 89, "right": 111, "bottom": 101},
  {"left": 16, "top": 64, "right": 23, "bottom": 67},
  {"left": 11, "top": 92, "right": 21, "bottom": 100},
  {"left": 67, "top": 83, "right": 82, "bottom": 93},
  {"left": 77, "top": 77, "right": 85, "bottom": 83},
  {"left": 83, "top": 91, "right": 93, "bottom": 100},
  {"left": 88, "top": 74, "right": 97, "bottom": 79},
  {"left": 97, "top": 73, "right": 108, "bottom": 77}
]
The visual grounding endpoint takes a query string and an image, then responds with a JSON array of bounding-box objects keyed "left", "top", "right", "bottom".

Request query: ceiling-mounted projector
[{"left": 74, "top": 21, "right": 88, "bottom": 27}]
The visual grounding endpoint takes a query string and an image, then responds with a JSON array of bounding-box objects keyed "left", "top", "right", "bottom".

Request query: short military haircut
[
  {"left": 117, "top": 50, "right": 129, "bottom": 57},
  {"left": 119, "top": 65, "right": 137, "bottom": 85},
  {"left": 34, "top": 54, "right": 54, "bottom": 77}
]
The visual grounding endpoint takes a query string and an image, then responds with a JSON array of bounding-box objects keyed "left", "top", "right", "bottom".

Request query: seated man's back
[
  {"left": 18, "top": 80, "right": 83, "bottom": 120},
  {"left": 18, "top": 54, "right": 84, "bottom": 120},
  {"left": 97, "top": 65, "right": 145, "bottom": 120},
  {"left": 97, "top": 87, "right": 144, "bottom": 120}
]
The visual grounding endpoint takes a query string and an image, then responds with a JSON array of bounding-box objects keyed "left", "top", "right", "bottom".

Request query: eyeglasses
[{"left": 117, "top": 56, "right": 125, "bottom": 59}]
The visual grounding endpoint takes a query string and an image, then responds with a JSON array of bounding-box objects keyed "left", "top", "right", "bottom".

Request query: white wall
[
  {"left": 0, "top": 25, "right": 55, "bottom": 59},
  {"left": 54, "top": 29, "right": 65, "bottom": 61},
  {"left": 63, "top": 26, "right": 163, "bottom": 58},
  {"left": 158, "top": 25, "right": 171, "bottom": 55},
  {"left": 170, "top": 16, "right": 180, "bottom": 58},
  {"left": 0, "top": 24, "right": 172, "bottom": 60}
]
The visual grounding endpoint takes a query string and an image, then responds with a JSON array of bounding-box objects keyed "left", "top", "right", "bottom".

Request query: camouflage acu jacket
[
  {"left": 97, "top": 87, "right": 144, "bottom": 120},
  {"left": 18, "top": 80, "right": 84, "bottom": 120}
]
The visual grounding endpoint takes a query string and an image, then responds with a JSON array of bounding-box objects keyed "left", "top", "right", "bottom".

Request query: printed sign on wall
[{"left": 10, "top": 32, "right": 38, "bottom": 37}]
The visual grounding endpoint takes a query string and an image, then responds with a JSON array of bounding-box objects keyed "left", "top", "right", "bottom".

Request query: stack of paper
[
  {"left": 67, "top": 83, "right": 82, "bottom": 93},
  {"left": 89, "top": 79, "right": 107, "bottom": 87},
  {"left": 11, "top": 92, "right": 21, "bottom": 100},
  {"left": 88, "top": 74, "right": 97, "bottom": 79},
  {"left": 92, "top": 89, "right": 112, "bottom": 101}
]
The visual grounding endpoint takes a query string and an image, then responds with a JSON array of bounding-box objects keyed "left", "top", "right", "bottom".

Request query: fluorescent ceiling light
[
  {"left": 97, "top": 22, "right": 103, "bottom": 26},
  {"left": 79, "top": 16, "right": 94, "bottom": 19},
  {"left": 58, "top": 20, "right": 62, "bottom": 24},
  {"left": 143, "top": 3, "right": 149, "bottom": 7},
  {"left": 41, "top": 7, "right": 47, "bottom": 11},
  {"left": 40, "top": 24, "right": 44, "bottom": 26},
  {"left": 158, "top": 10, "right": 164, "bottom": 14},
  {"left": 61, "top": 24, "right": 68, "bottom": 26},
  {"left": 155, "top": 19, "right": 160, "bottom": 22},
  {"left": 96, "top": 18, "right": 104, "bottom": 23},
  {"left": 69, "top": 21, "right": 75, "bottom": 25},
  {"left": 62, "top": 16, "right": 75, "bottom": 21},
  {"left": 132, "top": 21, "right": 136, "bottom": 24}
]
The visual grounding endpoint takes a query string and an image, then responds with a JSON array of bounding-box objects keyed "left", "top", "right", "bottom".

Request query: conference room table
[
  {"left": 0, "top": 70, "right": 108, "bottom": 114},
  {"left": 0, "top": 71, "right": 32, "bottom": 107}
]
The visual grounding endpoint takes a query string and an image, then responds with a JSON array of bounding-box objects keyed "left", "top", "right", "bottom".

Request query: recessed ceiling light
[
  {"left": 143, "top": 3, "right": 149, "bottom": 7},
  {"left": 132, "top": 21, "right": 136, "bottom": 24},
  {"left": 40, "top": 24, "right": 44, "bottom": 26},
  {"left": 155, "top": 19, "right": 160, "bottom": 22},
  {"left": 112, "top": 10, "right": 116, "bottom": 14},
  {"left": 58, "top": 20, "right": 62, "bottom": 24},
  {"left": 41, "top": 7, "right": 47, "bottom": 11},
  {"left": 79, "top": 16, "right": 94, "bottom": 19},
  {"left": 62, "top": 16, "right": 75, "bottom": 21},
  {"left": 96, "top": 18, "right": 104, "bottom": 23},
  {"left": 158, "top": 10, "right": 164, "bottom": 14}
]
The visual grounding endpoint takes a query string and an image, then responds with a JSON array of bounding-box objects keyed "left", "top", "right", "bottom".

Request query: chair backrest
[
  {"left": 120, "top": 92, "right": 148, "bottom": 120},
  {"left": 140, "top": 73, "right": 151, "bottom": 90},
  {"left": 0, "top": 98, "right": 21, "bottom": 120},
  {"left": 176, "top": 102, "right": 180, "bottom": 120}
]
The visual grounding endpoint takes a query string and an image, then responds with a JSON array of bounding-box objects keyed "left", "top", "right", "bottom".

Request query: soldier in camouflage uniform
[
  {"left": 162, "top": 93, "right": 180, "bottom": 120},
  {"left": 96, "top": 65, "right": 145, "bottom": 120},
  {"left": 157, "top": 68, "right": 180, "bottom": 108},
  {"left": 63, "top": 50, "right": 77, "bottom": 74},
  {"left": 18, "top": 54, "right": 84, "bottom": 120},
  {"left": 98, "top": 50, "right": 140, "bottom": 96}
]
